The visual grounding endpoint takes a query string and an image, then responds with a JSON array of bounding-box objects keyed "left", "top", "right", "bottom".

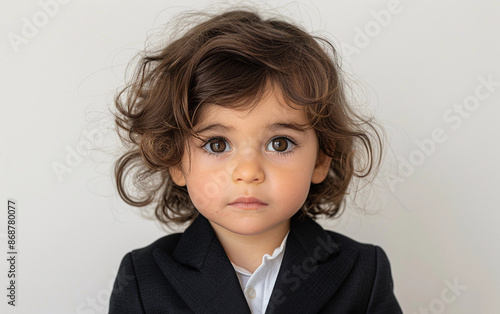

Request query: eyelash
[
  {"left": 200, "top": 136, "right": 298, "bottom": 157},
  {"left": 200, "top": 137, "right": 231, "bottom": 156},
  {"left": 267, "top": 136, "right": 297, "bottom": 155}
]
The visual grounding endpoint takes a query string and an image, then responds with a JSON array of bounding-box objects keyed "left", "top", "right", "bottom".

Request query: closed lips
[{"left": 229, "top": 197, "right": 267, "bottom": 205}]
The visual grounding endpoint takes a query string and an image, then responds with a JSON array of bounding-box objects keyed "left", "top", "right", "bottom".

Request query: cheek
[
  {"left": 270, "top": 159, "right": 316, "bottom": 207},
  {"left": 184, "top": 162, "right": 231, "bottom": 210}
]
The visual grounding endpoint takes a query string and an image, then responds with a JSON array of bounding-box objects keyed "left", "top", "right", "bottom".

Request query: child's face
[{"left": 170, "top": 88, "right": 331, "bottom": 237}]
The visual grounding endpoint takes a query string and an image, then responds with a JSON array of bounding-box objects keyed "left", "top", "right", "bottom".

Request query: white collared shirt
[{"left": 231, "top": 232, "right": 289, "bottom": 314}]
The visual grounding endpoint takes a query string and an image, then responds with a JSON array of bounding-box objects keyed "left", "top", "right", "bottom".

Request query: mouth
[{"left": 228, "top": 196, "right": 268, "bottom": 210}]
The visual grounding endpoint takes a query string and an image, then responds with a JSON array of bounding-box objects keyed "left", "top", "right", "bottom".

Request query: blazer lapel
[
  {"left": 152, "top": 214, "right": 358, "bottom": 313},
  {"left": 266, "top": 216, "right": 359, "bottom": 314},
  {"left": 153, "top": 215, "right": 251, "bottom": 313}
]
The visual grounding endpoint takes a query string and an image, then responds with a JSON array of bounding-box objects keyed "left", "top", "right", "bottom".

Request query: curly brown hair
[{"left": 114, "top": 9, "right": 382, "bottom": 226}]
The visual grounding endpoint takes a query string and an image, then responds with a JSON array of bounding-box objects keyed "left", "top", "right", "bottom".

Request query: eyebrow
[
  {"left": 268, "top": 122, "right": 308, "bottom": 132},
  {"left": 195, "top": 122, "right": 308, "bottom": 134},
  {"left": 194, "top": 123, "right": 234, "bottom": 134}
]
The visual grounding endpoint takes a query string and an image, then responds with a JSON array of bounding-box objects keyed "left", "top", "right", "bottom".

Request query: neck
[{"left": 210, "top": 220, "right": 290, "bottom": 273}]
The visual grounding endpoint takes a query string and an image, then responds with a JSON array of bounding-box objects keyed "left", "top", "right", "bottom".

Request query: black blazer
[{"left": 109, "top": 215, "right": 402, "bottom": 313}]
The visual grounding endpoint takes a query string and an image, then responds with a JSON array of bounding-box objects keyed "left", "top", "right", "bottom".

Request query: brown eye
[
  {"left": 267, "top": 137, "right": 294, "bottom": 153},
  {"left": 210, "top": 140, "right": 226, "bottom": 152},
  {"left": 272, "top": 138, "right": 288, "bottom": 151},
  {"left": 203, "top": 138, "right": 230, "bottom": 154}
]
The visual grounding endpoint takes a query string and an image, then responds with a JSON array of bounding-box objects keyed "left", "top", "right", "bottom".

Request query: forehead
[{"left": 195, "top": 88, "right": 308, "bottom": 127}]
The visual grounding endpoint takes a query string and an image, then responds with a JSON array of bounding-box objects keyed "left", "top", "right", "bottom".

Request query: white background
[{"left": 1, "top": 0, "right": 499, "bottom": 313}]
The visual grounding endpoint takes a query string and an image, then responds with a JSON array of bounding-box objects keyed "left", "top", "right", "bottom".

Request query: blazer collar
[
  {"left": 153, "top": 215, "right": 251, "bottom": 313},
  {"left": 153, "top": 214, "right": 358, "bottom": 313},
  {"left": 266, "top": 215, "right": 358, "bottom": 313}
]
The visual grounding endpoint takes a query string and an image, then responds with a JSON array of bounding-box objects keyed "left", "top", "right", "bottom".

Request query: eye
[
  {"left": 266, "top": 137, "right": 295, "bottom": 153},
  {"left": 203, "top": 138, "right": 231, "bottom": 154}
]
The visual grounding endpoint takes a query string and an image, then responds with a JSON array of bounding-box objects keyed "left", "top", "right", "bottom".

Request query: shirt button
[{"left": 245, "top": 287, "right": 256, "bottom": 299}]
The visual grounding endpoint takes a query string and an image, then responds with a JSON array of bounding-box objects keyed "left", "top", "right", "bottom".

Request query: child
[{"left": 109, "top": 8, "right": 402, "bottom": 314}]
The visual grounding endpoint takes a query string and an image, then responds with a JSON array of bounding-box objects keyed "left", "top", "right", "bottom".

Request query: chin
[
  {"left": 226, "top": 220, "right": 288, "bottom": 236},
  {"left": 225, "top": 224, "right": 269, "bottom": 235}
]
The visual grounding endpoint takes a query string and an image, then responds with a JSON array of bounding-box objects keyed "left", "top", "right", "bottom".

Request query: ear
[
  {"left": 169, "top": 164, "right": 186, "bottom": 186},
  {"left": 311, "top": 152, "right": 332, "bottom": 184}
]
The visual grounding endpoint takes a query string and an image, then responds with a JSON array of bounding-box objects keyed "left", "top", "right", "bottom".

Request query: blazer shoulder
[
  {"left": 321, "top": 230, "right": 402, "bottom": 313},
  {"left": 109, "top": 233, "right": 187, "bottom": 313},
  {"left": 325, "top": 229, "right": 374, "bottom": 250},
  {"left": 129, "top": 232, "right": 182, "bottom": 261},
  {"left": 324, "top": 230, "right": 394, "bottom": 281},
  {"left": 326, "top": 229, "right": 395, "bottom": 259}
]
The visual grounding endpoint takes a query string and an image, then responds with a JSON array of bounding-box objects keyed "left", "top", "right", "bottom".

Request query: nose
[{"left": 231, "top": 148, "right": 265, "bottom": 184}]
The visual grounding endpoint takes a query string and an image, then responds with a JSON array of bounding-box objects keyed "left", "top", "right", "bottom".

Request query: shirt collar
[{"left": 232, "top": 230, "right": 290, "bottom": 275}]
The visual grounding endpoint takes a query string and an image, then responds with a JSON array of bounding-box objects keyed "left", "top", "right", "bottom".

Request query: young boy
[{"left": 109, "top": 8, "right": 402, "bottom": 313}]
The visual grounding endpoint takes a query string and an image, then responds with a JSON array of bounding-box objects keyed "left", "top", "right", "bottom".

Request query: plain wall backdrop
[{"left": 1, "top": 0, "right": 499, "bottom": 313}]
